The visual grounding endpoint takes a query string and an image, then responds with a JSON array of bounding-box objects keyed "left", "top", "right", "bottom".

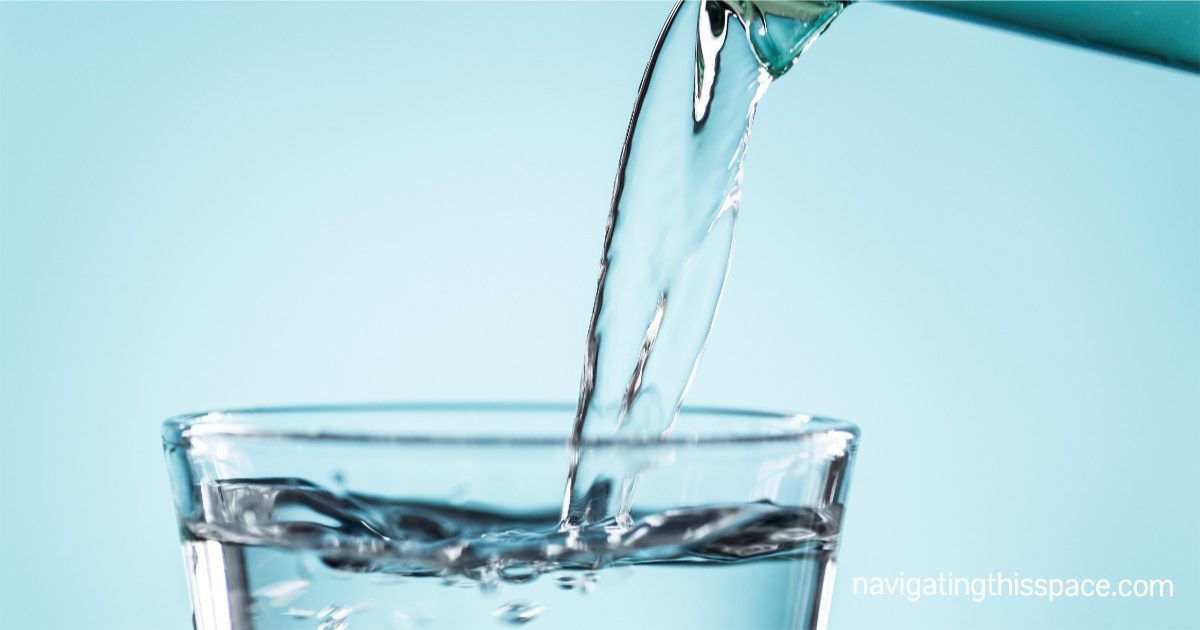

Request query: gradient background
[{"left": 1, "top": 2, "right": 1197, "bottom": 629}]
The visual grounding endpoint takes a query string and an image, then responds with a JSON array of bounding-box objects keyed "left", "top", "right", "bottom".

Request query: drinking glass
[{"left": 162, "top": 403, "right": 859, "bottom": 630}]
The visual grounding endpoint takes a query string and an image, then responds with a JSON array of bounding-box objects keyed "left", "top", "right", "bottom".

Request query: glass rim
[{"left": 161, "top": 401, "right": 858, "bottom": 449}]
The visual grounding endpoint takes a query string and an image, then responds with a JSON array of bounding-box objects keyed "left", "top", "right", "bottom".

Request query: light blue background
[{"left": 1, "top": 2, "right": 1196, "bottom": 629}]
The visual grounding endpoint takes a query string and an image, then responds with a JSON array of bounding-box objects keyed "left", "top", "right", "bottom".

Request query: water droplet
[
  {"left": 283, "top": 608, "right": 315, "bottom": 619},
  {"left": 493, "top": 601, "right": 544, "bottom": 625}
]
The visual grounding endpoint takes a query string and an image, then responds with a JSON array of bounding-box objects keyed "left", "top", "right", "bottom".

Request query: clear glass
[{"left": 162, "top": 403, "right": 859, "bottom": 630}]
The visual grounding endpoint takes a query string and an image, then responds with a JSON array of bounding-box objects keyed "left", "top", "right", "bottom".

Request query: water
[
  {"left": 182, "top": 479, "right": 842, "bottom": 629},
  {"left": 565, "top": 0, "right": 843, "bottom": 525},
  {"left": 573, "top": 0, "right": 842, "bottom": 439},
  {"left": 175, "top": 2, "right": 851, "bottom": 628}
]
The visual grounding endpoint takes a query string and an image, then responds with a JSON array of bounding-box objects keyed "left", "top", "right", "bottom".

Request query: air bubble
[
  {"left": 493, "top": 600, "right": 544, "bottom": 625},
  {"left": 554, "top": 575, "right": 577, "bottom": 590},
  {"left": 556, "top": 572, "right": 598, "bottom": 593},
  {"left": 769, "top": 527, "right": 815, "bottom": 543},
  {"left": 317, "top": 603, "right": 354, "bottom": 630},
  {"left": 499, "top": 562, "right": 541, "bottom": 584}
]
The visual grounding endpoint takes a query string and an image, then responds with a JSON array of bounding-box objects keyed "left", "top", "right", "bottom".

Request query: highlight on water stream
[{"left": 564, "top": 0, "right": 843, "bottom": 528}]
